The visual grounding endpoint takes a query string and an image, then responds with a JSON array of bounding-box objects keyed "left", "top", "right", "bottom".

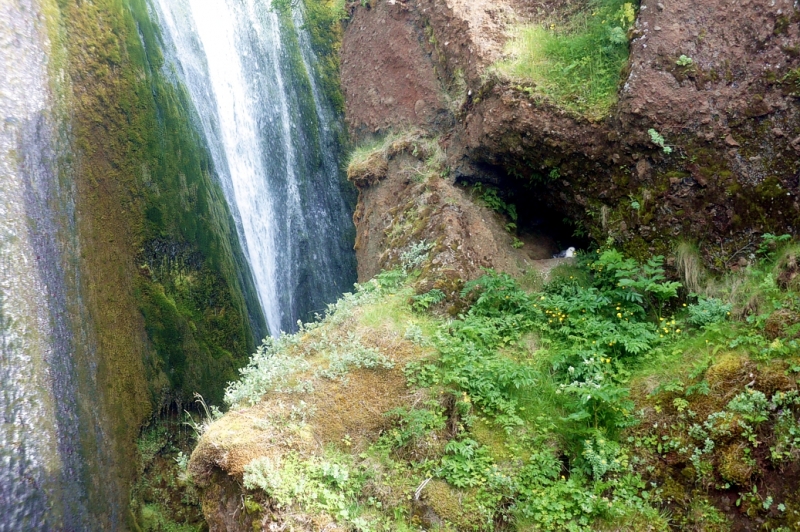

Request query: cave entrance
[
  {"left": 515, "top": 198, "right": 592, "bottom": 260},
  {"left": 459, "top": 167, "right": 592, "bottom": 260}
]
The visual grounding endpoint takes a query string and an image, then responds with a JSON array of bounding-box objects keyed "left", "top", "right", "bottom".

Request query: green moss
[
  {"left": 421, "top": 480, "right": 479, "bottom": 530},
  {"left": 622, "top": 235, "right": 651, "bottom": 261},
  {"left": 299, "top": 0, "right": 347, "bottom": 113},
  {"left": 718, "top": 444, "right": 754, "bottom": 486},
  {"left": 782, "top": 68, "right": 800, "bottom": 97},
  {"left": 54, "top": 0, "right": 264, "bottom": 519},
  {"left": 756, "top": 176, "right": 786, "bottom": 199},
  {"left": 774, "top": 15, "right": 791, "bottom": 35},
  {"left": 682, "top": 498, "right": 731, "bottom": 532}
]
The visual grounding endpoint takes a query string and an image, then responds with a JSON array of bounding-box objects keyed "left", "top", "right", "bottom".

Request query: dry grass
[
  {"left": 347, "top": 150, "right": 389, "bottom": 187},
  {"left": 675, "top": 241, "right": 706, "bottom": 294},
  {"left": 347, "top": 129, "right": 445, "bottom": 189},
  {"left": 190, "top": 288, "right": 436, "bottom": 485}
]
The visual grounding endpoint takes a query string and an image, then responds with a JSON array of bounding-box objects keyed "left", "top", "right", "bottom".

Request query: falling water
[
  {"left": 0, "top": 0, "right": 115, "bottom": 529},
  {"left": 154, "top": 0, "right": 356, "bottom": 336}
]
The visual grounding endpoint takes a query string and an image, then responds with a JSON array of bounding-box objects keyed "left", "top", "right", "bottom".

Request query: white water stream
[
  {"left": 154, "top": 0, "right": 355, "bottom": 336},
  {"left": 0, "top": 0, "right": 103, "bottom": 528}
]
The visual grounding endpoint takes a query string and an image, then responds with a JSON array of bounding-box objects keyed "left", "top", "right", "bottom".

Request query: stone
[{"left": 636, "top": 159, "right": 652, "bottom": 179}]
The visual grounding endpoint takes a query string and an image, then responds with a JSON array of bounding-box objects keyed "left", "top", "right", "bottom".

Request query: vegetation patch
[
  {"left": 347, "top": 130, "right": 446, "bottom": 188},
  {"left": 495, "top": 0, "right": 638, "bottom": 119},
  {"left": 129, "top": 418, "right": 205, "bottom": 532},
  {"left": 193, "top": 235, "right": 800, "bottom": 530}
]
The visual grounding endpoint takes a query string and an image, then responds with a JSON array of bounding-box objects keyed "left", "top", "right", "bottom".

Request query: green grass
[
  {"left": 495, "top": 0, "right": 638, "bottom": 119},
  {"left": 218, "top": 235, "right": 800, "bottom": 530}
]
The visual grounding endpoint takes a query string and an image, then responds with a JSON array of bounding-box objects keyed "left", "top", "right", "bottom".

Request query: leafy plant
[
  {"left": 727, "top": 390, "right": 769, "bottom": 426},
  {"left": 315, "top": 333, "right": 395, "bottom": 381},
  {"left": 590, "top": 249, "right": 681, "bottom": 320},
  {"left": 439, "top": 438, "right": 496, "bottom": 488},
  {"left": 400, "top": 240, "right": 434, "bottom": 272},
  {"left": 411, "top": 289, "right": 446, "bottom": 312},
  {"left": 757, "top": 233, "right": 791, "bottom": 260},
  {"left": 686, "top": 296, "right": 731, "bottom": 327},
  {"left": 243, "top": 451, "right": 366, "bottom": 524},
  {"left": 676, "top": 54, "right": 694, "bottom": 66},
  {"left": 225, "top": 337, "right": 313, "bottom": 407},
  {"left": 381, "top": 402, "right": 446, "bottom": 450},
  {"left": 472, "top": 183, "right": 518, "bottom": 222},
  {"left": 648, "top": 128, "right": 673, "bottom": 154}
]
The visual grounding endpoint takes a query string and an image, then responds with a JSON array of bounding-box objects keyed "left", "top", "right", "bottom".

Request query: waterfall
[
  {"left": 0, "top": 0, "right": 115, "bottom": 529},
  {"left": 153, "top": 0, "right": 356, "bottom": 336},
  {"left": 0, "top": 0, "right": 355, "bottom": 526}
]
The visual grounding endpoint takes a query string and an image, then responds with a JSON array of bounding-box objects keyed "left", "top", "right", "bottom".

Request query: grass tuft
[
  {"left": 347, "top": 130, "right": 446, "bottom": 187},
  {"left": 495, "top": 0, "right": 638, "bottom": 119},
  {"left": 675, "top": 241, "right": 707, "bottom": 294}
]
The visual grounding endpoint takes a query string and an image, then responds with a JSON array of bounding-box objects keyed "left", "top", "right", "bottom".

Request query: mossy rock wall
[
  {"left": 51, "top": 0, "right": 265, "bottom": 523},
  {"left": 448, "top": 0, "right": 800, "bottom": 266}
]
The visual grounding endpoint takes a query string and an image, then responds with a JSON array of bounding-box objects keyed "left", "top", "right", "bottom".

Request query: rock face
[
  {"left": 348, "top": 134, "right": 545, "bottom": 285},
  {"left": 342, "top": 0, "right": 800, "bottom": 268}
]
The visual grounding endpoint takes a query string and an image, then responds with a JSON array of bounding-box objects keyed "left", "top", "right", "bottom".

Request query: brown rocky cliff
[{"left": 342, "top": 0, "right": 800, "bottom": 269}]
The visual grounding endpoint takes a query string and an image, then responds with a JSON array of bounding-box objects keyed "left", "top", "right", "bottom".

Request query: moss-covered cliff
[
  {"left": 340, "top": 0, "right": 800, "bottom": 268},
  {"left": 49, "top": 0, "right": 265, "bottom": 525}
]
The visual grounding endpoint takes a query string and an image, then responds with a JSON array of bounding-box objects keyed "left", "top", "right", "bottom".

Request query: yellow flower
[{"left": 617, "top": 313, "right": 622, "bottom": 318}]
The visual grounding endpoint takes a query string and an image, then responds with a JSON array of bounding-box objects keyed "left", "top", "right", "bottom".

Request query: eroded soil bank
[{"left": 343, "top": 0, "right": 800, "bottom": 269}]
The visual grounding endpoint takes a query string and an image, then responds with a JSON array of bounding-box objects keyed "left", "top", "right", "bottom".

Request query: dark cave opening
[
  {"left": 457, "top": 165, "right": 593, "bottom": 260},
  {"left": 516, "top": 198, "right": 593, "bottom": 260}
]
